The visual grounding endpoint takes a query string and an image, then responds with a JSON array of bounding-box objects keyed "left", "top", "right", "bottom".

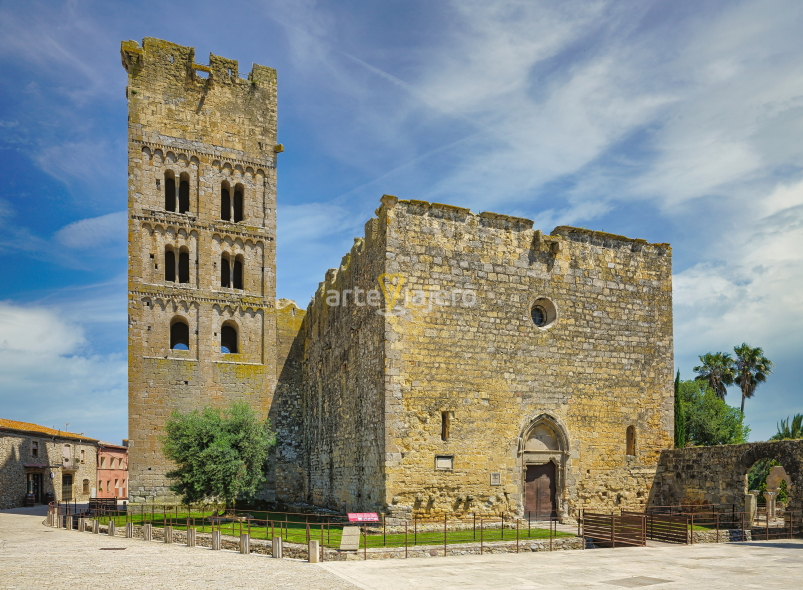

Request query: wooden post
[
  {"left": 363, "top": 524, "right": 367, "bottom": 560},
  {"left": 405, "top": 520, "right": 408, "bottom": 558},
  {"left": 516, "top": 518, "right": 519, "bottom": 553},
  {"left": 716, "top": 512, "right": 719, "bottom": 543},
  {"left": 443, "top": 514, "right": 447, "bottom": 557},
  {"left": 480, "top": 517, "right": 484, "bottom": 554}
]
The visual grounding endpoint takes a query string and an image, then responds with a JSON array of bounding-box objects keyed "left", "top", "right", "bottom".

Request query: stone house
[
  {"left": 122, "top": 38, "right": 674, "bottom": 518},
  {"left": 97, "top": 442, "right": 129, "bottom": 499},
  {"left": 0, "top": 419, "right": 98, "bottom": 509}
]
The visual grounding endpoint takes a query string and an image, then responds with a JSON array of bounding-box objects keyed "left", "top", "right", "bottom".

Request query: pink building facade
[{"left": 96, "top": 443, "right": 128, "bottom": 499}]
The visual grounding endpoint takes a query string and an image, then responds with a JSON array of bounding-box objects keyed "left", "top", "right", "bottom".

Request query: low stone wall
[
  {"left": 77, "top": 519, "right": 582, "bottom": 560},
  {"left": 691, "top": 529, "right": 751, "bottom": 544}
]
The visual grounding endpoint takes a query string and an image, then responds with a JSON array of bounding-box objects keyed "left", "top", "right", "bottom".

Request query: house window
[
  {"left": 100, "top": 456, "right": 106, "bottom": 468},
  {"left": 31, "top": 441, "right": 39, "bottom": 457},
  {"left": 98, "top": 480, "right": 103, "bottom": 492},
  {"left": 178, "top": 172, "right": 190, "bottom": 213},
  {"left": 165, "top": 171, "right": 176, "bottom": 211},
  {"left": 233, "top": 184, "right": 244, "bottom": 222},
  {"left": 165, "top": 249, "right": 176, "bottom": 282},
  {"left": 233, "top": 257, "right": 244, "bottom": 290},
  {"left": 82, "top": 479, "right": 89, "bottom": 494},
  {"left": 221, "top": 183, "right": 231, "bottom": 221},
  {"left": 221, "top": 324, "right": 238, "bottom": 354},
  {"left": 80, "top": 449, "right": 85, "bottom": 463},
  {"left": 170, "top": 320, "right": 190, "bottom": 350},
  {"left": 178, "top": 250, "right": 190, "bottom": 284},
  {"left": 626, "top": 425, "right": 636, "bottom": 456},
  {"left": 221, "top": 256, "right": 231, "bottom": 287}
]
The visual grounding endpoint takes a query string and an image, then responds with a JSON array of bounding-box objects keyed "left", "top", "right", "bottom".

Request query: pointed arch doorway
[{"left": 519, "top": 415, "right": 568, "bottom": 520}]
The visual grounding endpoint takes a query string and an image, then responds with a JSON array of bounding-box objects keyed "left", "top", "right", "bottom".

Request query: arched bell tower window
[
  {"left": 221, "top": 323, "right": 238, "bottom": 354},
  {"left": 233, "top": 183, "right": 244, "bottom": 222},
  {"left": 220, "top": 255, "right": 231, "bottom": 288},
  {"left": 164, "top": 248, "right": 176, "bottom": 282},
  {"left": 233, "top": 256, "right": 244, "bottom": 290},
  {"left": 164, "top": 171, "right": 176, "bottom": 212},
  {"left": 221, "top": 182, "right": 231, "bottom": 221},
  {"left": 178, "top": 249, "right": 190, "bottom": 284},
  {"left": 626, "top": 426, "right": 636, "bottom": 456},
  {"left": 170, "top": 319, "right": 189, "bottom": 350},
  {"left": 178, "top": 172, "right": 190, "bottom": 214}
]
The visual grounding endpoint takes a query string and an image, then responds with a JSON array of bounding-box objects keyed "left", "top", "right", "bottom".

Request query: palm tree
[
  {"left": 693, "top": 352, "right": 735, "bottom": 401},
  {"left": 770, "top": 414, "right": 803, "bottom": 440},
  {"left": 733, "top": 343, "right": 774, "bottom": 414}
]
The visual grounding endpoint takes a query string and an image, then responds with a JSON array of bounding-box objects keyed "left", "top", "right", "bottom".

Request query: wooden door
[
  {"left": 525, "top": 463, "right": 556, "bottom": 519},
  {"left": 61, "top": 474, "right": 73, "bottom": 501}
]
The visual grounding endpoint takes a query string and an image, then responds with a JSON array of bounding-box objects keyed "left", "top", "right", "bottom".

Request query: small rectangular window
[
  {"left": 98, "top": 480, "right": 103, "bottom": 492},
  {"left": 441, "top": 411, "right": 450, "bottom": 441},
  {"left": 100, "top": 457, "right": 106, "bottom": 468},
  {"left": 80, "top": 449, "right": 85, "bottom": 463}
]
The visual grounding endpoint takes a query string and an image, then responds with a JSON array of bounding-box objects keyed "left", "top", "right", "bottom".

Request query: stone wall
[
  {"left": 288, "top": 216, "right": 389, "bottom": 511},
  {"left": 122, "top": 38, "right": 280, "bottom": 502},
  {"left": 0, "top": 432, "right": 97, "bottom": 509},
  {"left": 651, "top": 440, "right": 803, "bottom": 511},
  {"left": 291, "top": 195, "right": 674, "bottom": 517}
]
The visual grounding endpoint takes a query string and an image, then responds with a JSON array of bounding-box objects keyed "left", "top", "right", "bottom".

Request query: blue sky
[{"left": 0, "top": 0, "right": 801, "bottom": 443}]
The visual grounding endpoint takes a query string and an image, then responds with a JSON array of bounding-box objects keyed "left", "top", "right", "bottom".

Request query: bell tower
[{"left": 121, "top": 38, "right": 279, "bottom": 501}]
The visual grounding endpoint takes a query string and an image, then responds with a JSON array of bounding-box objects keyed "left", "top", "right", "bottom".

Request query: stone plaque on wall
[
  {"left": 490, "top": 472, "right": 501, "bottom": 486},
  {"left": 435, "top": 455, "right": 454, "bottom": 470}
]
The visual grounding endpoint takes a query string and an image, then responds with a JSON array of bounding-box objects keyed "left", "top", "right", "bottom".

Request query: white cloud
[
  {"left": 0, "top": 298, "right": 127, "bottom": 442},
  {"left": 54, "top": 211, "right": 127, "bottom": 249}
]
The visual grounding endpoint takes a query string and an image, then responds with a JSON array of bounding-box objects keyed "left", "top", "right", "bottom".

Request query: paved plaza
[{"left": 1, "top": 508, "right": 801, "bottom": 589}]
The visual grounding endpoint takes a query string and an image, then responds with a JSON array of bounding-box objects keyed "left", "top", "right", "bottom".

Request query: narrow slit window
[
  {"left": 220, "top": 256, "right": 230, "bottom": 287},
  {"left": 165, "top": 173, "right": 176, "bottom": 211},
  {"left": 233, "top": 185, "right": 244, "bottom": 222},
  {"left": 221, "top": 324, "right": 238, "bottom": 354},
  {"left": 164, "top": 249, "right": 176, "bottom": 282},
  {"left": 233, "top": 258, "right": 243, "bottom": 290},
  {"left": 178, "top": 173, "right": 190, "bottom": 213},
  {"left": 170, "top": 320, "right": 190, "bottom": 350},
  {"left": 441, "top": 411, "right": 450, "bottom": 441},
  {"left": 626, "top": 425, "right": 636, "bottom": 456},
  {"left": 178, "top": 251, "right": 190, "bottom": 284},
  {"left": 221, "top": 185, "right": 231, "bottom": 221}
]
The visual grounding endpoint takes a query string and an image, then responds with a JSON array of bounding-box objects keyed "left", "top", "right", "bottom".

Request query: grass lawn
[{"left": 97, "top": 509, "right": 573, "bottom": 549}]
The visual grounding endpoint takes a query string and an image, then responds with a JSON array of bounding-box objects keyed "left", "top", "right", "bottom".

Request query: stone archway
[{"left": 517, "top": 415, "right": 569, "bottom": 520}]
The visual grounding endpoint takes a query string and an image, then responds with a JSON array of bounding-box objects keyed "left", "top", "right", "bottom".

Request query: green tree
[
  {"left": 693, "top": 352, "right": 735, "bottom": 401},
  {"left": 674, "top": 370, "right": 686, "bottom": 448},
  {"left": 162, "top": 401, "right": 276, "bottom": 507},
  {"left": 733, "top": 343, "right": 774, "bottom": 414},
  {"left": 770, "top": 414, "right": 803, "bottom": 440},
  {"left": 678, "top": 380, "right": 750, "bottom": 446}
]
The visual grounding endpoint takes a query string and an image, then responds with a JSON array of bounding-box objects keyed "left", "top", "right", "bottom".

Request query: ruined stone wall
[
  {"left": 652, "top": 441, "right": 803, "bottom": 511},
  {"left": 270, "top": 300, "right": 306, "bottom": 502},
  {"left": 379, "top": 196, "right": 673, "bottom": 518},
  {"left": 293, "top": 216, "right": 389, "bottom": 512},
  {"left": 122, "top": 38, "right": 279, "bottom": 502},
  {"left": 0, "top": 433, "right": 97, "bottom": 509}
]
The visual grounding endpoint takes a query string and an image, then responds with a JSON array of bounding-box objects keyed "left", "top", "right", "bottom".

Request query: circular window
[
  {"left": 530, "top": 298, "right": 557, "bottom": 329},
  {"left": 531, "top": 305, "right": 547, "bottom": 326}
]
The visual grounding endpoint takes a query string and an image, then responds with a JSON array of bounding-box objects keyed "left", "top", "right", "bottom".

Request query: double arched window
[
  {"left": 170, "top": 319, "right": 190, "bottom": 350},
  {"left": 220, "top": 254, "right": 244, "bottom": 290},
  {"left": 164, "top": 171, "right": 190, "bottom": 213},
  {"left": 220, "top": 182, "right": 244, "bottom": 222},
  {"left": 164, "top": 247, "right": 190, "bottom": 284}
]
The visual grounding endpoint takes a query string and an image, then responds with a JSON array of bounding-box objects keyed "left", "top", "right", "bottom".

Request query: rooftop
[{"left": 0, "top": 418, "right": 98, "bottom": 442}]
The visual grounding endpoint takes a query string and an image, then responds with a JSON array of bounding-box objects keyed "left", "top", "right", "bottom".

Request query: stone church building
[{"left": 122, "top": 38, "right": 674, "bottom": 520}]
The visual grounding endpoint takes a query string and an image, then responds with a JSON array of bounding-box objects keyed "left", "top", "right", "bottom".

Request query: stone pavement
[
  {"left": 0, "top": 511, "right": 358, "bottom": 590},
  {"left": 2, "top": 509, "right": 801, "bottom": 590},
  {"left": 321, "top": 538, "right": 803, "bottom": 590}
]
